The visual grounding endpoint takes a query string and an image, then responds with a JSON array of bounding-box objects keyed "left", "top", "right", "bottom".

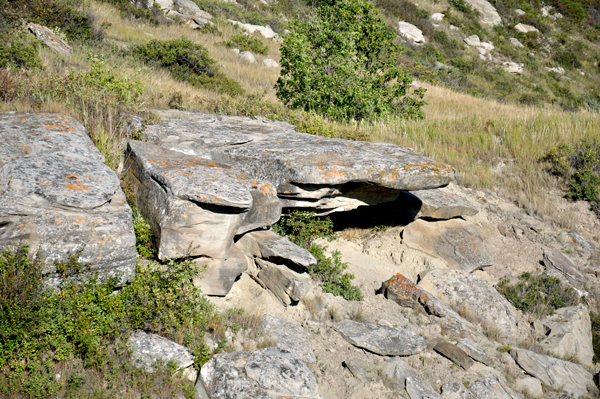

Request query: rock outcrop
[
  {"left": 398, "top": 21, "right": 425, "bottom": 43},
  {"left": 27, "top": 23, "right": 73, "bottom": 56},
  {"left": 236, "top": 230, "right": 316, "bottom": 269},
  {"left": 399, "top": 187, "right": 479, "bottom": 220},
  {"left": 0, "top": 113, "right": 136, "bottom": 287},
  {"left": 227, "top": 20, "right": 278, "bottom": 39},
  {"left": 468, "top": 376, "right": 519, "bottom": 398},
  {"left": 543, "top": 249, "right": 588, "bottom": 288}
]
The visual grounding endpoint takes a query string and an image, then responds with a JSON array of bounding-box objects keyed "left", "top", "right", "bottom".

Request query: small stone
[
  {"left": 514, "top": 8, "right": 525, "bottom": 15},
  {"left": 510, "top": 37, "right": 524, "bottom": 47},
  {"left": 441, "top": 382, "right": 474, "bottom": 398},
  {"left": 398, "top": 21, "right": 425, "bottom": 43},
  {"left": 430, "top": 13, "right": 445, "bottom": 22},
  {"left": 344, "top": 358, "right": 374, "bottom": 383},
  {"left": 514, "top": 23, "right": 539, "bottom": 33},
  {"left": 238, "top": 51, "right": 257, "bottom": 63},
  {"left": 468, "top": 376, "right": 519, "bottom": 398},
  {"left": 263, "top": 58, "right": 279, "bottom": 68}
]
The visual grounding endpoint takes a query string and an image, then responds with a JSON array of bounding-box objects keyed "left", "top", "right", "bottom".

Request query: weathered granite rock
[
  {"left": 468, "top": 376, "right": 519, "bottom": 399},
  {"left": 198, "top": 348, "right": 320, "bottom": 399},
  {"left": 456, "top": 338, "right": 493, "bottom": 366},
  {"left": 263, "top": 58, "right": 279, "bottom": 68},
  {"left": 510, "top": 37, "right": 524, "bottom": 47},
  {"left": 27, "top": 23, "right": 73, "bottom": 56},
  {"left": 256, "top": 258, "right": 311, "bottom": 305},
  {"left": 238, "top": 51, "right": 257, "bottom": 63},
  {"left": 406, "top": 376, "right": 442, "bottom": 399},
  {"left": 514, "top": 23, "right": 539, "bottom": 33},
  {"left": 403, "top": 219, "right": 494, "bottom": 272},
  {"left": 510, "top": 348, "right": 594, "bottom": 397},
  {"left": 398, "top": 21, "right": 425, "bottom": 43},
  {"left": 538, "top": 304, "right": 593, "bottom": 365},
  {"left": 173, "top": 0, "right": 211, "bottom": 18},
  {"left": 433, "top": 342, "right": 473, "bottom": 370},
  {"left": 344, "top": 358, "right": 376, "bottom": 383},
  {"left": 260, "top": 314, "right": 316, "bottom": 363},
  {"left": 193, "top": 246, "right": 248, "bottom": 296},
  {"left": 465, "top": 0, "right": 502, "bottom": 25},
  {"left": 334, "top": 320, "right": 427, "bottom": 356},
  {"left": 127, "top": 330, "right": 196, "bottom": 381},
  {"left": 418, "top": 269, "right": 517, "bottom": 338},
  {"left": 514, "top": 8, "right": 525, "bottom": 15},
  {"left": 227, "top": 20, "right": 277, "bottom": 39},
  {"left": 0, "top": 113, "right": 136, "bottom": 287},
  {"left": 441, "top": 382, "right": 474, "bottom": 398},
  {"left": 543, "top": 249, "right": 588, "bottom": 287},
  {"left": 400, "top": 188, "right": 478, "bottom": 220},
  {"left": 125, "top": 140, "right": 279, "bottom": 260},
  {"left": 515, "top": 377, "right": 543, "bottom": 398},
  {"left": 236, "top": 230, "right": 316, "bottom": 269},
  {"left": 430, "top": 13, "right": 445, "bottom": 22}
]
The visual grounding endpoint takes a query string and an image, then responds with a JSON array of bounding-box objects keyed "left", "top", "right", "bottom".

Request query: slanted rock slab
[
  {"left": 199, "top": 348, "right": 320, "bottom": 399},
  {"left": 456, "top": 338, "right": 493, "bottom": 366},
  {"left": 27, "top": 23, "right": 73, "bottom": 56},
  {"left": 236, "top": 230, "right": 316, "bottom": 269},
  {"left": 400, "top": 187, "right": 479, "bottom": 220},
  {"left": 510, "top": 347, "right": 594, "bottom": 397},
  {"left": 381, "top": 273, "right": 447, "bottom": 316},
  {"left": 433, "top": 342, "right": 473, "bottom": 370},
  {"left": 403, "top": 219, "right": 493, "bottom": 272},
  {"left": 260, "top": 314, "right": 316, "bottom": 363},
  {"left": 543, "top": 249, "right": 588, "bottom": 288},
  {"left": 515, "top": 377, "right": 543, "bottom": 398},
  {"left": 256, "top": 258, "right": 311, "bottom": 305},
  {"left": 468, "top": 376, "right": 519, "bottom": 398},
  {"left": 406, "top": 375, "right": 442, "bottom": 399},
  {"left": 334, "top": 319, "right": 427, "bottom": 356},
  {"left": 127, "top": 330, "right": 196, "bottom": 381}
]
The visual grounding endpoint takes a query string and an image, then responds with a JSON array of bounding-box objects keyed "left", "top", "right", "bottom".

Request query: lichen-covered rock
[
  {"left": 198, "top": 348, "right": 320, "bottom": 399},
  {"left": 334, "top": 319, "right": 427, "bottom": 356},
  {"left": 433, "top": 342, "right": 473, "bottom": 370},
  {"left": 127, "top": 330, "right": 196, "bottom": 381},
  {"left": 0, "top": 113, "right": 136, "bottom": 287},
  {"left": 260, "top": 314, "right": 316, "bottom": 363},
  {"left": 418, "top": 269, "right": 517, "bottom": 338},
  {"left": 27, "top": 23, "right": 73, "bottom": 56},
  {"left": 510, "top": 348, "right": 595, "bottom": 397},
  {"left": 236, "top": 230, "right": 316, "bottom": 269},
  {"left": 468, "top": 376, "right": 519, "bottom": 399},
  {"left": 400, "top": 188, "right": 478, "bottom": 220},
  {"left": 403, "top": 219, "right": 493, "bottom": 272},
  {"left": 381, "top": 273, "right": 447, "bottom": 316}
]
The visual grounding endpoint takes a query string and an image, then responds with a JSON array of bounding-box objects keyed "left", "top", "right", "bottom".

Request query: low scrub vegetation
[{"left": 223, "top": 32, "right": 269, "bottom": 54}]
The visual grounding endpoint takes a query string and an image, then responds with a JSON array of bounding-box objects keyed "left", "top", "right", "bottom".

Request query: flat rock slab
[
  {"left": 510, "top": 348, "right": 594, "bottom": 397},
  {"left": 456, "top": 338, "right": 493, "bottom": 366},
  {"left": 433, "top": 342, "right": 473, "bottom": 370},
  {"left": 418, "top": 269, "right": 517, "bottom": 338},
  {"left": 199, "top": 348, "right": 320, "bottom": 399},
  {"left": 143, "top": 110, "right": 455, "bottom": 197},
  {"left": 127, "top": 330, "right": 196, "bottom": 381},
  {"left": 403, "top": 219, "right": 493, "bottom": 272},
  {"left": 27, "top": 23, "right": 73, "bottom": 56},
  {"left": 334, "top": 319, "right": 427, "bottom": 356},
  {"left": 400, "top": 188, "right": 479, "bottom": 220},
  {"left": 0, "top": 113, "right": 136, "bottom": 287},
  {"left": 236, "top": 230, "right": 316, "bottom": 269},
  {"left": 260, "top": 314, "right": 316, "bottom": 363},
  {"left": 543, "top": 249, "right": 588, "bottom": 288},
  {"left": 468, "top": 376, "right": 519, "bottom": 399}
]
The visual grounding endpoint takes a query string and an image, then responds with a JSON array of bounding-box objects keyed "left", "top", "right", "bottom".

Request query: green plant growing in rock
[
  {"left": 133, "top": 37, "right": 244, "bottom": 96},
  {"left": 223, "top": 33, "right": 269, "bottom": 55},
  {"left": 496, "top": 272, "right": 580, "bottom": 317},
  {"left": 275, "top": 0, "right": 425, "bottom": 122},
  {"left": 132, "top": 207, "right": 154, "bottom": 258}
]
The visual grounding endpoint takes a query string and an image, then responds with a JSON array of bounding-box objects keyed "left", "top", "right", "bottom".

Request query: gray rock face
[
  {"left": 456, "top": 338, "right": 493, "bottom": 366},
  {"left": 401, "top": 188, "right": 478, "bottom": 220},
  {"left": 344, "top": 358, "right": 376, "bottom": 383},
  {"left": 334, "top": 320, "right": 427, "bottom": 356},
  {"left": 510, "top": 348, "right": 594, "bottom": 397},
  {"left": 515, "top": 377, "right": 543, "bottom": 398},
  {"left": 418, "top": 269, "right": 517, "bottom": 338},
  {"left": 256, "top": 258, "right": 311, "bottom": 305},
  {"left": 381, "top": 358, "right": 440, "bottom": 397},
  {"left": 468, "top": 376, "right": 519, "bottom": 399},
  {"left": 543, "top": 249, "right": 588, "bottom": 288},
  {"left": 173, "top": 0, "right": 210, "bottom": 18},
  {"left": 193, "top": 246, "right": 248, "bottom": 296},
  {"left": 406, "top": 376, "right": 442, "bottom": 399},
  {"left": 514, "top": 23, "right": 539, "bottom": 33},
  {"left": 403, "top": 219, "right": 494, "bottom": 272},
  {"left": 465, "top": 0, "right": 502, "bottom": 25},
  {"left": 239, "top": 51, "right": 257, "bottom": 63},
  {"left": 0, "top": 113, "right": 136, "bottom": 287},
  {"left": 236, "top": 230, "right": 316, "bottom": 269},
  {"left": 260, "top": 314, "right": 316, "bottom": 363},
  {"left": 441, "top": 382, "right": 474, "bottom": 398},
  {"left": 27, "top": 23, "right": 73, "bottom": 56},
  {"left": 433, "top": 342, "right": 473, "bottom": 370},
  {"left": 538, "top": 304, "right": 593, "bottom": 365},
  {"left": 198, "top": 348, "right": 320, "bottom": 399},
  {"left": 127, "top": 330, "right": 196, "bottom": 381},
  {"left": 510, "top": 37, "right": 524, "bottom": 47}
]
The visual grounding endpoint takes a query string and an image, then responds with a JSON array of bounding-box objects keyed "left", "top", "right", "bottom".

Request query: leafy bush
[
  {"left": 0, "top": 245, "right": 216, "bottom": 397},
  {"left": 373, "top": 0, "right": 433, "bottom": 37},
  {"left": 276, "top": 0, "right": 425, "bottom": 122},
  {"left": 449, "top": 0, "right": 475, "bottom": 14},
  {"left": 133, "top": 37, "right": 244, "bottom": 96},
  {"left": 192, "top": 0, "right": 284, "bottom": 32},
  {"left": 590, "top": 311, "right": 600, "bottom": 363},
  {"left": 553, "top": 50, "right": 583, "bottom": 69},
  {"left": 496, "top": 272, "right": 580, "bottom": 317},
  {"left": 271, "top": 210, "right": 333, "bottom": 248},
  {"left": 0, "top": 34, "right": 43, "bottom": 70},
  {"left": 224, "top": 33, "right": 269, "bottom": 55},
  {"left": 133, "top": 207, "right": 155, "bottom": 258}
]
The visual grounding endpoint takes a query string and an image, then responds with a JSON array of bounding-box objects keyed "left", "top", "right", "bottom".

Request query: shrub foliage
[
  {"left": 224, "top": 33, "right": 269, "bottom": 55},
  {"left": 275, "top": 0, "right": 425, "bottom": 121}
]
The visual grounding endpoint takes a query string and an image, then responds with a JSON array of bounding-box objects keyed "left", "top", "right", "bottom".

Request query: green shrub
[
  {"left": 133, "top": 37, "right": 244, "bottom": 96},
  {"left": 192, "top": 0, "right": 284, "bottom": 32},
  {"left": 496, "top": 272, "right": 580, "bottom": 317},
  {"left": 271, "top": 210, "right": 333, "bottom": 248},
  {"left": 449, "top": 0, "right": 475, "bottom": 14},
  {"left": 223, "top": 33, "right": 269, "bottom": 55},
  {"left": 0, "top": 34, "right": 43, "bottom": 70},
  {"left": 590, "top": 311, "right": 600, "bottom": 363},
  {"left": 132, "top": 208, "right": 154, "bottom": 258},
  {"left": 553, "top": 50, "right": 582, "bottom": 69},
  {"left": 276, "top": 0, "right": 425, "bottom": 122}
]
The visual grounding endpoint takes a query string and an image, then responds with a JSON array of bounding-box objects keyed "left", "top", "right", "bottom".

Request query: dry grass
[
  {"left": 327, "top": 304, "right": 342, "bottom": 322},
  {"left": 303, "top": 294, "right": 323, "bottom": 320},
  {"left": 349, "top": 305, "right": 367, "bottom": 322}
]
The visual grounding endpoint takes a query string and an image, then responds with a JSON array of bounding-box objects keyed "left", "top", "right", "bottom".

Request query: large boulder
[
  {"left": 510, "top": 348, "right": 595, "bottom": 397},
  {"left": 127, "top": 330, "right": 196, "bottom": 381},
  {"left": 418, "top": 269, "right": 517, "bottom": 338},
  {"left": 0, "top": 113, "right": 136, "bottom": 287},
  {"left": 334, "top": 319, "right": 427, "bottom": 356},
  {"left": 465, "top": 0, "right": 502, "bottom": 25},
  {"left": 197, "top": 348, "right": 320, "bottom": 399},
  {"left": 227, "top": 20, "right": 277, "bottom": 39},
  {"left": 398, "top": 21, "right": 425, "bottom": 43},
  {"left": 537, "top": 304, "right": 593, "bottom": 365},
  {"left": 403, "top": 219, "right": 493, "bottom": 272}
]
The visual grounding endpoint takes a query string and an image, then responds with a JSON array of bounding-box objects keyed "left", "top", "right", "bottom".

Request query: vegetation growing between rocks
[
  {"left": 223, "top": 33, "right": 269, "bottom": 55},
  {"left": 272, "top": 211, "right": 363, "bottom": 300}
]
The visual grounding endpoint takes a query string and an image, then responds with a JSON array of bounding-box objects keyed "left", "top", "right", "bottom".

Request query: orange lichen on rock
[
  {"left": 324, "top": 170, "right": 345, "bottom": 178},
  {"left": 64, "top": 182, "right": 91, "bottom": 191}
]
